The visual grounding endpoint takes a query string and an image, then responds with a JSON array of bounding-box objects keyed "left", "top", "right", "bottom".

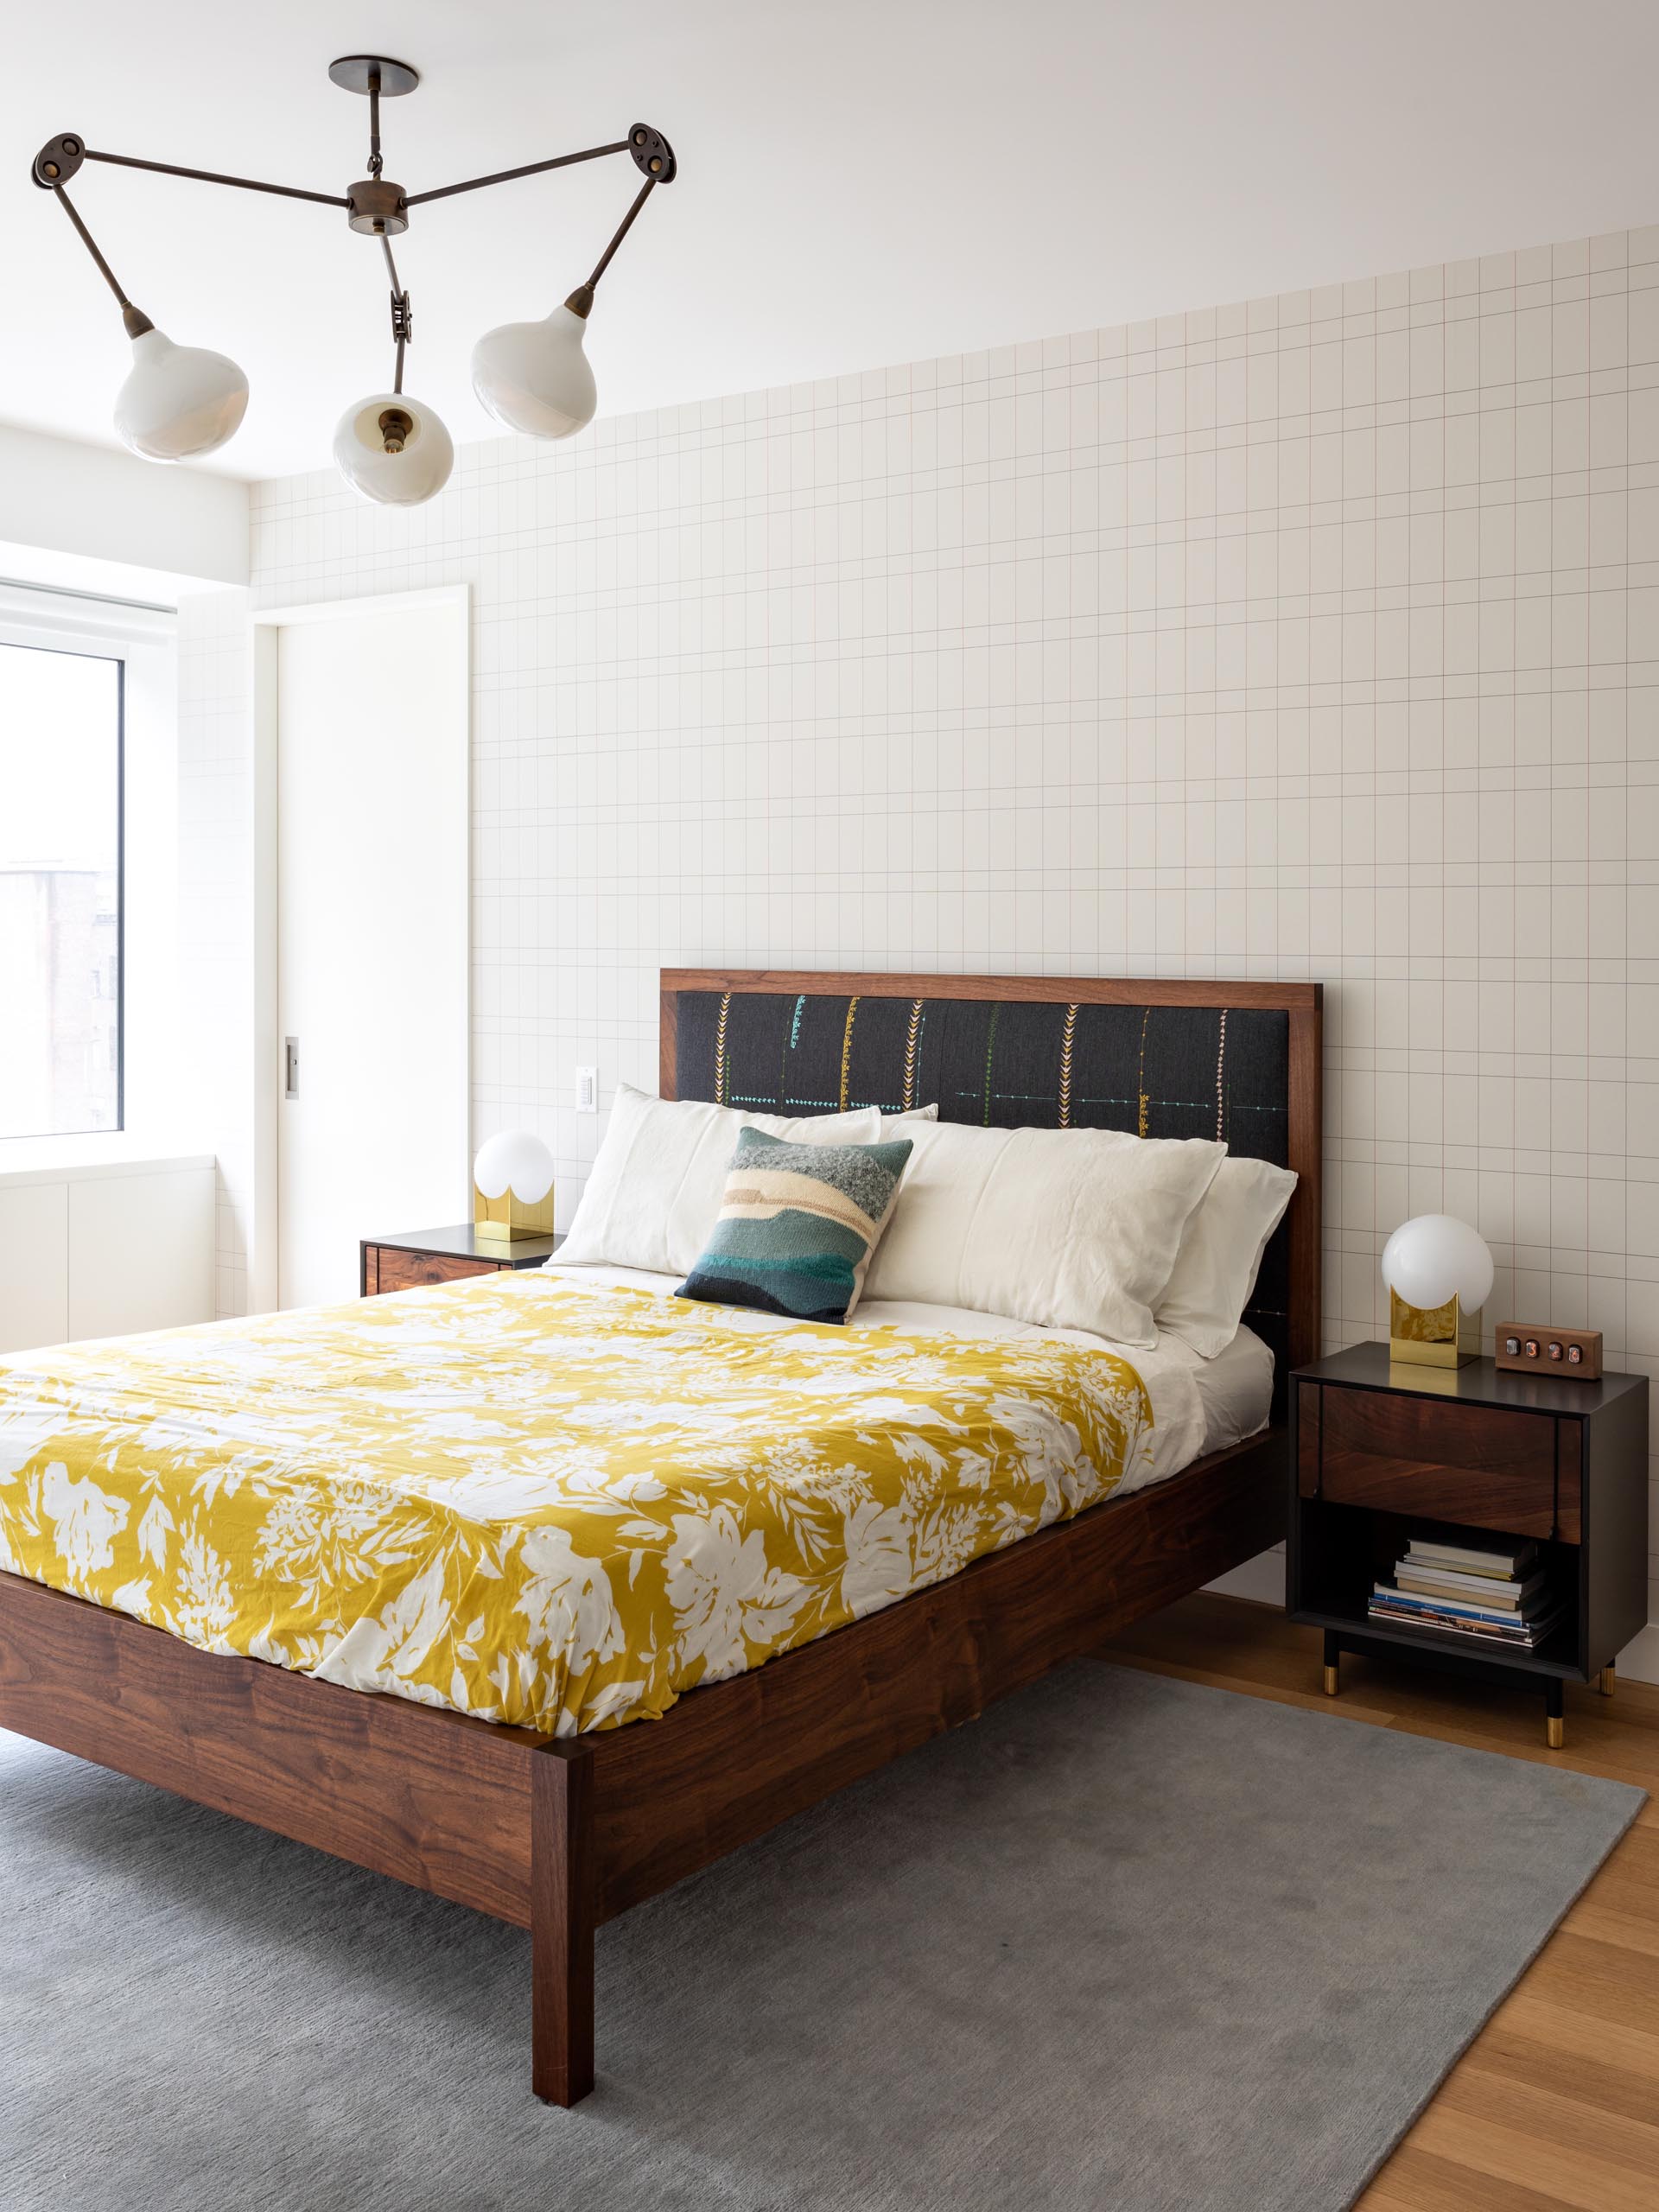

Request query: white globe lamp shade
[
  {"left": 113, "top": 327, "right": 248, "bottom": 461},
  {"left": 471, "top": 303, "right": 596, "bottom": 441},
  {"left": 332, "top": 391, "right": 454, "bottom": 506},
  {"left": 1380, "top": 1214, "right": 1494, "bottom": 1313},
  {"left": 474, "top": 1129, "right": 556, "bottom": 1205}
]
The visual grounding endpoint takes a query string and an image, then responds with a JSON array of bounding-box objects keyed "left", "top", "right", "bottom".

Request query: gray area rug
[{"left": 2, "top": 1662, "right": 1643, "bottom": 2212}]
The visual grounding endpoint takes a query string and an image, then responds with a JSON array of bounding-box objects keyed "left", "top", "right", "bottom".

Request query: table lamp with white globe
[
  {"left": 473, "top": 1129, "right": 556, "bottom": 1244},
  {"left": 1380, "top": 1213, "right": 1494, "bottom": 1369}
]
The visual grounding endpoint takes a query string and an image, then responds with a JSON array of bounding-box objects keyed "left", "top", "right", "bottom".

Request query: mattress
[{"left": 0, "top": 1268, "right": 1234, "bottom": 1737}]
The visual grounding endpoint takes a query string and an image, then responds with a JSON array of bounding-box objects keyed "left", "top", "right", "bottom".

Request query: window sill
[{"left": 0, "top": 1135, "right": 214, "bottom": 1189}]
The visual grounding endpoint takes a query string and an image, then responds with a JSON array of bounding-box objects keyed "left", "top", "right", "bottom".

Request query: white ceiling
[{"left": 5, "top": 0, "right": 1657, "bottom": 482}]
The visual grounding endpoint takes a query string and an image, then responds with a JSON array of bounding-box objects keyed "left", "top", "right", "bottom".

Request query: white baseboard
[
  {"left": 1202, "top": 1548, "right": 1659, "bottom": 1688},
  {"left": 1616, "top": 1623, "right": 1659, "bottom": 1686}
]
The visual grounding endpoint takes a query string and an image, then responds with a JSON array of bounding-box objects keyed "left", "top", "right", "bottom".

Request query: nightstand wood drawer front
[
  {"left": 373, "top": 1248, "right": 499, "bottom": 1294},
  {"left": 1306, "top": 1387, "right": 1568, "bottom": 1541}
]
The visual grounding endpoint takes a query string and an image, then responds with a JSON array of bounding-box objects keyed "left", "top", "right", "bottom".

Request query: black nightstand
[
  {"left": 1288, "top": 1343, "right": 1649, "bottom": 1747},
  {"left": 361, "top": 1224, "right": 565, "bottom": 1296}
]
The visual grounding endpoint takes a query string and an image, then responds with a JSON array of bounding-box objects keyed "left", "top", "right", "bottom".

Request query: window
[{"left": 0, "top": 641, "right": 124, "bottom": 1137}]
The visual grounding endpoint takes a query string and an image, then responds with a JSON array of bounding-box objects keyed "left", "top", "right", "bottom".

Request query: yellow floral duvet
[{"left": 0, "top": 1273, "right": 1153, "bottom": 1736}]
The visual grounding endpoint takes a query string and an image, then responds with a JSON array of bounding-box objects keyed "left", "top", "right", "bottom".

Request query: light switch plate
[{"left": 575, "top": 1065, "right": 597, "bottom": 1114}]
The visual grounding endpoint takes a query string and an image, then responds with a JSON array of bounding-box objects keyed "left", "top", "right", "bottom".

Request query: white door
[{"left": 275, "top": 595, "right": 468, "bottom": 1308}]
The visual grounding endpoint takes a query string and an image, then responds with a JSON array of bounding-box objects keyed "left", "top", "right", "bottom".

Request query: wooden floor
[{"left": 1097, "top": 1595, "right": 1659, "bottom": 2210}]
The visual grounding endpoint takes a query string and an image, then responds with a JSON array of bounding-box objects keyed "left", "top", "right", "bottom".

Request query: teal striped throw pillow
[{"left": 676, "top": 1127, "right": 914, "bottom": 1325}]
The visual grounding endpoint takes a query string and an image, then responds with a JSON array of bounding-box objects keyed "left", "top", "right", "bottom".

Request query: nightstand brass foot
[
  {"left": 1322, "top": 1664, "right": 1339, "bottom": 1696},
  {"left": 1599, "top": 1665, "right": 1616, "bottom": 1696},
  {"left": 1543, "top": 1680, "right": 1565, "bottom": 1749}
]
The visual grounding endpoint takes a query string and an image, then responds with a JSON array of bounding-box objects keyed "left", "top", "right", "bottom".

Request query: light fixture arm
[
  {"left": 562, "top": 127, "right": 677, "bottom": 318},
  {"left": 45, "top": 177, "right": 154, "bottom": 338},
  {"left": 584, "top": 175, "right": 655, "bottom": 296},
  {"left": 402, "top": 139, "right": 632, "bottom": 209},
  {"left": 32, "top": 111, "right": 676, "bottom": 272},
  {"left": 378, "top": 228, "right": 412, "bottom": 394},
  {"left": 82, "top": 147, "right": 349, "bottom": 210}
]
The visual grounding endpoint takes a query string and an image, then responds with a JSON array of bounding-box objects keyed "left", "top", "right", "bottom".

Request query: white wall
[
  {"left": 0, "top": 424, "right": 247, "bottom": 588},
  {"left": 178, "top": 220, "right": 1659, "bottom": 1672},
  {"left": 175, "top": 588, "right": 258, "bottom": 1320}
]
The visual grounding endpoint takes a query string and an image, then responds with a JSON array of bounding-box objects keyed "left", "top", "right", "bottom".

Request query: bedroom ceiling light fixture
[{"left": 30, "top": 55, "right": 677, "bottom": 504}]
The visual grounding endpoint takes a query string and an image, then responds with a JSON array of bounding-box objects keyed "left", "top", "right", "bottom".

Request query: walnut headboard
[{"left": 661, "top": 969, "right": 1322, "bottom": 1416}]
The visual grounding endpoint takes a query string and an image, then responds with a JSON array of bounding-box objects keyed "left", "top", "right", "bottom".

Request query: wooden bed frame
[{"left": 0, "top": 969, "right": 1321, "bottom": 2106}]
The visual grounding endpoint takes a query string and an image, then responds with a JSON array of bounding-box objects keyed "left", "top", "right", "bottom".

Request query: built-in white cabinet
[{"left": 0, "top": 1154, "right": 215, "bottom": 1354}]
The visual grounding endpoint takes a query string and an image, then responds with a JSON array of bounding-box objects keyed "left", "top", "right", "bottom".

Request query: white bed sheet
[{"left": 538, "top": 1261, "right": 1274, "bottom": 1496}]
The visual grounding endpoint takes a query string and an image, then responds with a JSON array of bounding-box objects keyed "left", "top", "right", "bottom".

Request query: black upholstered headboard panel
[{"left": 660, "top": 971, "right": 1322, "bottom": 1414}]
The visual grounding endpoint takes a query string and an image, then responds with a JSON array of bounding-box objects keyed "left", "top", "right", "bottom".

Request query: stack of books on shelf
[{"left": 1369, "top": 1533, "right": 1566, "bottom": 1650}]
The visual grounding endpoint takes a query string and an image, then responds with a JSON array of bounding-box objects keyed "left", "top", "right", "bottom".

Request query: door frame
[{"left": 250, "top": 585, "right": 470, "bottom": 1313}]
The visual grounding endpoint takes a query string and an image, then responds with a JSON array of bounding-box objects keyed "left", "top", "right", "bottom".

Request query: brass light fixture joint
[
  {"left": 378, "top": 406, "right": 414, "bottom": 454},
  {"left": 347, "top": 177, "right": 408, "bottom": 237},
  {"left": 626, "top": 124, "right": 677, "bottom": 182},
  {"left": 32, "top": 133, "right": 86, "bottom": 189}
]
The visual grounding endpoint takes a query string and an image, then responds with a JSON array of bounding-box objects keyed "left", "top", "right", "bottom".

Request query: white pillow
[
  {"left": 882, "top": 1104, "right": 939, "bottom": 1130},
  {"left": 864, "top": 1122, "right": 1225, "bottom": 1349},
  {"left": 560, "top": 1084, "right": 880, "bottom": 1276},
  {"left": 1154, "top": 1156, "right": 1298, "bottom": 1358}
]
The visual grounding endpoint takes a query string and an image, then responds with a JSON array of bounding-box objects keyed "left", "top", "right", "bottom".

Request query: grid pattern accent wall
[{"left": 238, "top": 225, "right": 1659, "bottom": 1648}]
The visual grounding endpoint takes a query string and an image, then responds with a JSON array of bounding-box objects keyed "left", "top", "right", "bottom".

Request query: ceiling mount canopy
[
  {"left": 30, "top": 55, "right": 678, "bottom": 504},
  {"left": 327, "top": 53, "right": 423, "bottom": 99}
]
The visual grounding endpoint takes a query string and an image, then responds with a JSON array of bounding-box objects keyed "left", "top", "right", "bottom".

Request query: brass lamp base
[
  {"left": 1389, "top": 1289, "right": 1481, "bottom": 1370},
  {"left": 474, "top": 1185, "right": 556, "bottom": 1243}
]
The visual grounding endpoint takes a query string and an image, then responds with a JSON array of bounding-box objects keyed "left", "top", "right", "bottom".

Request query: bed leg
[{"left": 531, "top": 1740, "right": 595, "bottom": 2106}]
